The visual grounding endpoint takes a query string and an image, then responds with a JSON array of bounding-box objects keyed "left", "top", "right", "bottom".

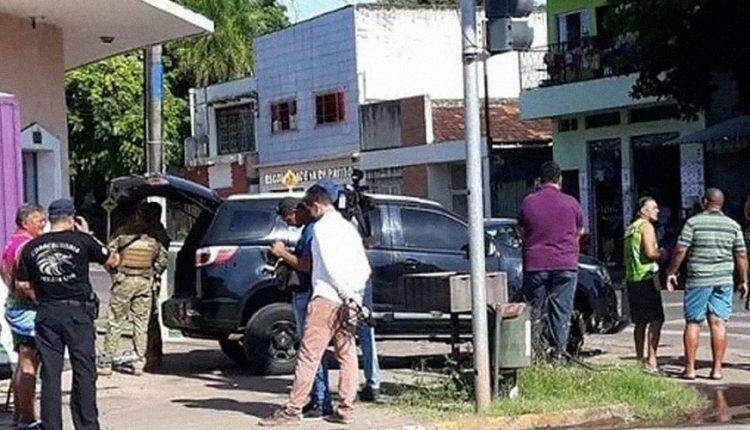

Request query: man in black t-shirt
[{"left": 15, "top": 198, "right": 118, "bottom": 430}]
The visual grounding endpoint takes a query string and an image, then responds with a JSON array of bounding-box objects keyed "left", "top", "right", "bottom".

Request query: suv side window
[
  {"left": 204, "top": 201, "right": 277, "bottom": 243},
  {"left": 367, "top": 207, "right": 383, "bottom": 247},
  {"left": 399, "top": 208, "right": 467, "bottom": 252}
]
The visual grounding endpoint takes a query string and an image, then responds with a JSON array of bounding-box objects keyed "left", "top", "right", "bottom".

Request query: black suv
[{"left": 109, "top": 174, "right": 624, "bottom": 374}]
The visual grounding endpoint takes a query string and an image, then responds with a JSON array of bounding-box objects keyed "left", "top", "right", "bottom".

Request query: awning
[
  {"left": 671, "top": 115, "right": 750, "bottom": 144},
  {"left": 0, "top": 0, "right": 213, "bottom": 70}
]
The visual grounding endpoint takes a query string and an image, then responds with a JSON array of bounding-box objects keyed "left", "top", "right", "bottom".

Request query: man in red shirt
[{"left": 519, "top": 161, "right": 585, "bottom": 360}]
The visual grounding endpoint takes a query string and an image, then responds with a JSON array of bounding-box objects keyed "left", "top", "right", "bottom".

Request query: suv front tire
[{"left": 243, "top": 302, "right": 298, "bottom": 375}]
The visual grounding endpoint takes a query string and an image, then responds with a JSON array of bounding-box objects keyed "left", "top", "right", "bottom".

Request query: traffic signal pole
[{"left": 460, "top": 0, "right": 492, "bottom": 412}]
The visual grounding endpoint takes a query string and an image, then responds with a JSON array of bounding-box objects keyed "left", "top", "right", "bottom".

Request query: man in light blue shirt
[{"left": 269, "top": 198, "right": 332, "bottom": 418}]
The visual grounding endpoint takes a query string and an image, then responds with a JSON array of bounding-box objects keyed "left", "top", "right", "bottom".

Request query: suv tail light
[{"left": 196, "top": 246, "right": 238, "bottom": 268}]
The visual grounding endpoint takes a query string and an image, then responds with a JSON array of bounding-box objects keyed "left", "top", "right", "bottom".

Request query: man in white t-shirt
[{"left": 260, "top": 185, "right": 371, "bottom": 426}]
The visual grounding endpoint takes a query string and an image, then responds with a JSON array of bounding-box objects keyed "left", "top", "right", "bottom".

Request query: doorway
[
  {"left": 588, "top": 139, "right": 623, "bottom": 265},
  {"left": 22, "top": 151, "right": 39, "bottom": 204},
  {"left": 631, "top": 133, "right": 681, "bottom": 248}
]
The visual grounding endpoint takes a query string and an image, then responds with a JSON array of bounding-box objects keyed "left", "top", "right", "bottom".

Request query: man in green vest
[{"left": 99, "top": 218, "right": 168, "bottom": 376}]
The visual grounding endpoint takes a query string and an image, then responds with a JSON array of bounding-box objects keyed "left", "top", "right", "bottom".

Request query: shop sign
[{"left": 263, "top": 165, "right": 354, "bottom": 187}]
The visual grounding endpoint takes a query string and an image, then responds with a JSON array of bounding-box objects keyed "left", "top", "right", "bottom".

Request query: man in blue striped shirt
[{"left": 667, "top": 188, "right": 748, "bottom": 380}]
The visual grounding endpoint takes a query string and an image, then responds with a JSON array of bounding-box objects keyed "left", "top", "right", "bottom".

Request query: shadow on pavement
[
  {"left": 151, "top": 344, "right": 443, "bottom": 396},
  {"left": 656, "top": 356, "right": 750, "bottom": 378},
  {"left": 172, "top": 398, "right": 279, "bottom": 418}
]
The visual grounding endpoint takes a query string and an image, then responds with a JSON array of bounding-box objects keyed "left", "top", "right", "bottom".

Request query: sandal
[
  {"left": 710, "top": 372, "right": 724, "bottom": 380},
  {"left": 681, "top": 372, "right": 697, "bottom": 380}
]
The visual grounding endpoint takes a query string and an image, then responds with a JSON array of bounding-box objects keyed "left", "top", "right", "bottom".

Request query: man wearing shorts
[
  {"left": 2, "top": 204, "right": 47, "bottom": 429},
  {"left": 667, "top": 188, "right": 748, "bottom": 380}
]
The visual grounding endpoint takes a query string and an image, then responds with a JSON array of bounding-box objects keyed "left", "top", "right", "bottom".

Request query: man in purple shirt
[{"left": 519, "top": 161, "right": 585, "bottom": 359}]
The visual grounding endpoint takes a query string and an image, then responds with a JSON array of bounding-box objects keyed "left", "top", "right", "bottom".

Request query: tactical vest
[{"left": 119, "top": 235, "right": 159, "bottom": 270}]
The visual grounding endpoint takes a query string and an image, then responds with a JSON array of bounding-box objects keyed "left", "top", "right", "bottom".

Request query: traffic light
[{"left": 486, "top": 0, "right": 535, "bottom": 54}]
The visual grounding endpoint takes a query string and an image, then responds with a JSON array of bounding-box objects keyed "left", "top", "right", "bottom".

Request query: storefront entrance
[
  {"left": 631, "top": 133, "right": 681, "bottom": 248},
  {"left": 588, "top": 139, "right": 623, "bottom": 265},
  {"left": 705, "top": 139, "right": 750, "bottom": 224}
]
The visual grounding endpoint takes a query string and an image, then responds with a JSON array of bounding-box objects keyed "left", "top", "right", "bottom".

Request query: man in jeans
[
  {"left": 666, "top": 188, "right": 748, "bottom": 380},
  {"left": 519, "top": 161, "right": 584, "bottom": 359},
  {"left": 260, "top": 185, "right": 371, "bottom": 426},
  {"left": 269, "top": 198, "right": 332, "bottom": 417}
]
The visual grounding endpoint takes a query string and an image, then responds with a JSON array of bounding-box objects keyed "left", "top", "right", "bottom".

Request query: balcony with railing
[
  {"left": 519, "top": 36, "right": 646, "bottom": 120},
  {"left": 520, "top": 36, "right": 636, "bottom": 91}
]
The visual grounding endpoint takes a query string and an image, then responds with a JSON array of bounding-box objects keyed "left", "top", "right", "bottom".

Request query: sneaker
[
  {"left": 258, "top": 408, "right": 301, "bottom": 427},
  {"left": 358, "top": 386, "right": 380, "bottom": 402},
  {"left": 97, "top": 364, "right": 113, "bottom": 377},
  {"left": 302, "top": 403, "right": 325, "bottom": 420},
  {"left": 324, "top": 411, "right": 353, "bottom": 425}
]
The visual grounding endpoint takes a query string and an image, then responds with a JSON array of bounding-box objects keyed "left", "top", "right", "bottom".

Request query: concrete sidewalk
[{"left": 0, "top": 339, "right": 432, "bottom": 430}]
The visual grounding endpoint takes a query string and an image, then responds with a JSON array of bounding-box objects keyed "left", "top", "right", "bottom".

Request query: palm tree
[{"left": 173, "top": 0, "right": 289, "bottom": 87}]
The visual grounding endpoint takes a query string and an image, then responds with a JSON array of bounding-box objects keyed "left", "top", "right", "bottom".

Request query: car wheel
[
  {"left": 243, "top": 302, "right": 298, "bottom": 375},
  {"left": 218, "top": 337, "right": 250, "bottom": 367}
]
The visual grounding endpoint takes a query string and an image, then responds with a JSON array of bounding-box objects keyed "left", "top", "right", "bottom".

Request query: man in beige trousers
[{"left": 260, "top": 183, "right": 371, "bottom": 426}]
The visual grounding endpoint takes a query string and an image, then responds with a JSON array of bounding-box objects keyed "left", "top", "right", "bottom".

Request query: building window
[
  {"left": 628, "top": 104, "right": 680, "bottom": 124},
  {"left": 584, "top": 112, "right": 621, "bottom": 129},
  {"left": 271, "top": 100, "right": 297, "bottom": 133},
  {"left": 557, "top": 118, "right": 579, "bottom": 132},
  {"left": 366, "top": 168, "right": 403, "bottom": 195},
  {"left": 315, "top": 91, "right": 346, "bottom": 125},
  {"left": 216, "top": 104, "right": 255, "bottom": 155}
]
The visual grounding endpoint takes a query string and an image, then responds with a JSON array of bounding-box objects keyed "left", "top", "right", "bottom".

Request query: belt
[{"left": 40, "top": 299, "right": 87, "bottom": 307}]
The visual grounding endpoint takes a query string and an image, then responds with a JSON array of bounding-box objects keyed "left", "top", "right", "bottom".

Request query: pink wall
[{"left": 0, "top": 95, "right": 22, "bottom": 251}]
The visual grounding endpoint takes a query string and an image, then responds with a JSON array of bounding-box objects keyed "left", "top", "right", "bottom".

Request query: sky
[
  {"left": 278, "top": 0, "right": 375, "bottom": 23},
  {"left": 278, "top": 0, "right": 546, "bottom": 23}
]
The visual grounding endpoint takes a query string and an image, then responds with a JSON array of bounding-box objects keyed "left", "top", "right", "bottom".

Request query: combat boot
[
  {"left": 132, "top": 361, "right": 145, "bottom": 376},
  {"left": 97, "top": 364, "right": 113, "bottom": 377}
]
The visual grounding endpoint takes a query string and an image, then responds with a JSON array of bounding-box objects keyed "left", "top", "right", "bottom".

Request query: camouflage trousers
[{"left": 102, "top": 275, "right": 153, "bottom": 366}]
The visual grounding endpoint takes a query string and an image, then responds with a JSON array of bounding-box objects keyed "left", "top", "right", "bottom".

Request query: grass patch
[{"left": 391, "top": 363, "right": 706, "bottom": 425}]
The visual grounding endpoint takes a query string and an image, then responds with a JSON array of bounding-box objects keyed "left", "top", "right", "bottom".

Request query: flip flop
[
  {"left": 681, "top": 372, "right": 697, "bottom": 380},
  {"left": 645, "top": 366, "right": 667, "bottom": 377},
  {"left": 710, "top": 373, "right": 724, "bottom": 380}
]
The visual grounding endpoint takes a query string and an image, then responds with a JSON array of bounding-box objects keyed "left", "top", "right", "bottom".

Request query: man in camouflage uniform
[
  {"left": 99, "top": 225, "right": 168, "bottom": 376},
  {"left": 139, "top": 202, "right": 171, "bottom": 371}
]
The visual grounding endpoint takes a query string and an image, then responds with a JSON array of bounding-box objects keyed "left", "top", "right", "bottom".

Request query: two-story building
[
  {"left": 1, "top": 0, "right": 213, "bottom": 247},
  {"left": 519, "top": 0, "right": 708, "bottom": 264},
  {"left": 186, "top": 4, "right": 551, "bottom": 216}
]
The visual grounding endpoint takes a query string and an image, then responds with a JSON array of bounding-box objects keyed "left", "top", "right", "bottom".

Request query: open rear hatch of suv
[
  {"left": 108, "top": 174, "right": 222, "bottom": 211},
  {"left": 108, "top": 174, "right": 223, "bottom": 301}
]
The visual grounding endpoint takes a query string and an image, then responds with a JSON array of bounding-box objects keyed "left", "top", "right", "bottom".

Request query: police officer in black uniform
[{"left": 15, "top": 199, "right": 118, "bottom": 430}]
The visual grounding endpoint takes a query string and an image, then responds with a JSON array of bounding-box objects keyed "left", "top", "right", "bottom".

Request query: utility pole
[
  {"left": 460, "top": 0, "right": 492, "bottom": 412},
  {"left": 144, "top": 45, "right": 163, "bottom": 174}
]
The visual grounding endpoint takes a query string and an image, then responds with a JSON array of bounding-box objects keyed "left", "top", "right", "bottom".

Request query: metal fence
[{"left": 520, "top": 37, "right": 636, "bottom": 91}]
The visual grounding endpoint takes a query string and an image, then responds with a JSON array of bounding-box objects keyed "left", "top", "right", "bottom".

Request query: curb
[{"left": 437, "top": 404, "right": 635, "bottom": 430}]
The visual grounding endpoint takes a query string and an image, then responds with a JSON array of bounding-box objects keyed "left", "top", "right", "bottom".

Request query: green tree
[
  {"left": 171, "top": 0, "right": 289, "bottom": 88},
  {"left": 66, "top": 54, "right": 188, "bottom": 208},
  {"left": 606, "top": 0, "right": 750, "bottom": 116}
]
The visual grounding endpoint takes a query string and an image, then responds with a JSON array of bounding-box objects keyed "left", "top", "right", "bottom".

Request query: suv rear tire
[
  {"left": 218, "top": 337, "right": 250, "bottom": 367},
  {"left": 243, "top": 302, "right": 298, "bottom": 375}
]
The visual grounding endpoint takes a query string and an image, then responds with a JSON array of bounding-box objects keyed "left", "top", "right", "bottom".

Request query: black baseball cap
[
  {"left": 276, "top": 197, "right": 300, "bottom": 215},
  {"left": 48, "top": 198, "right": 76, "bottom": 218}
]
